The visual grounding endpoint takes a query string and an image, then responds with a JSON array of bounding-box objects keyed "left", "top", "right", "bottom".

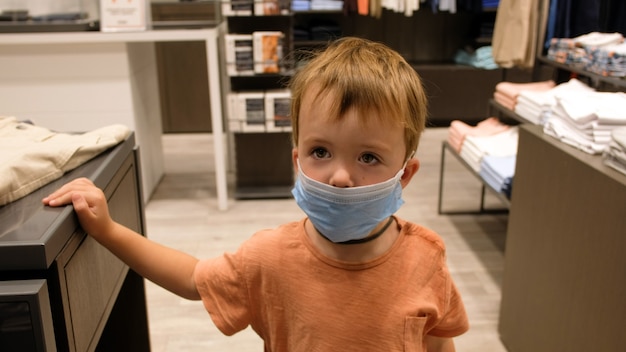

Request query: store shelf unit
[
  {"left": 221, "top": 2, "right": 295, "bottom": 199},
  {"left": 535, "top": 55, "right": 626, "bottom": 90},
  {"left": 219, "top": 2, "right": 508, "bottom": 198}
]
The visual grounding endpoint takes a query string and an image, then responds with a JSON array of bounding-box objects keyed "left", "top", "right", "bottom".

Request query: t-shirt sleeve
[
  {"left": 194, "top": 252, "right": 252, "bottom": 336},
  {"left": 410, "top": 223, "right": 470, "bottom": 338},
  {"left": 428, "top": 262, "right": 470, "bottom": 338}
]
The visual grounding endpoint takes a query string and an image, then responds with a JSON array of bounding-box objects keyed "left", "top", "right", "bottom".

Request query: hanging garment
[
  {"left": 492, "top": 0, "right": 549, "bottom": 68},
  {"left": 358, "top": 0, "right": 369, "bottom": 15}
]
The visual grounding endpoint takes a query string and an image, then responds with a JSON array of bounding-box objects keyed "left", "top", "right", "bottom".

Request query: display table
[
  {"left": 499, "top": 125, "right": 626, "bottom": 351},
  {"left": 0, "top": 27, "right": 228, "bottom": 210},
  {"left": 0, "top": 133, "right": 150, "bottom": 351}
]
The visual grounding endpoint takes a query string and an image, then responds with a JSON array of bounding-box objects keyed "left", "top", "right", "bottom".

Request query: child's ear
[{"left": 400, "top": 158, "right": 420, "bottom": 188}]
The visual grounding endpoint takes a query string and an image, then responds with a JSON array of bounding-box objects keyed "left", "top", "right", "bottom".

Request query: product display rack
[
  {"left": 436, "top": 49, "right": 626, "bottom": 213},
  {"left": 437, "top": 49, "right": 626, "bottom": 350},
  {"left": 535, "top": 55, "right": 626, "bottom": 90},
  {"left": 437, "top": 98, "right": 527, "bottom": 214},
  {"left": 495, "top": 55, "right": 626, "bottom": 352},
  {"left": 221, "top": 1, "right": 296, "bottom": 199},
  {"left": 219, "top": 2, "right": 506, "bottom": 198}
]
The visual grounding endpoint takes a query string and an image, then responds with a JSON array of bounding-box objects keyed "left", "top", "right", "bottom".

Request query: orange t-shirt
[{"left": 194, "top": 217, "right": 469, "bottom": 351}]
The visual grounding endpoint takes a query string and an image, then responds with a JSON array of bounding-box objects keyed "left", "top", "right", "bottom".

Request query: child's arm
[
  {"left": 425, "top": 335, "right": 456, "bottom": 352},
  {"left": 43, "top": 178, "right": 201, "bottom": 300}
]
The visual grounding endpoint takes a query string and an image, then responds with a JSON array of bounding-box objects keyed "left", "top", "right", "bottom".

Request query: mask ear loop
[
  {"left": 405, "top": 148, "right": 418, "bottom": 167},
  {"left": 407, "top": 149, "right": 417, "bottom": 161}
]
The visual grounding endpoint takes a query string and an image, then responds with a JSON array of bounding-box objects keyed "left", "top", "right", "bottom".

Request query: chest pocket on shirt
[{"left": 404, "top": 315, "right": 428, "bottom": 352}]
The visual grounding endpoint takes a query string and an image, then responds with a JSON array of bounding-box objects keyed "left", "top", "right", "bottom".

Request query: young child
[{"left": 43, "top": 37, "right": 469, "bottom": 351}]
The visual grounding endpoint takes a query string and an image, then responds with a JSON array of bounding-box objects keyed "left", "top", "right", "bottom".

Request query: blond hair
[{"left": 289, "top": 37, "right": 428, "bottom": 159}]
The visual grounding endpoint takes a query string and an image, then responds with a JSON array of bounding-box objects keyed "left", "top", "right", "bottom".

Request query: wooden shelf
[{"left": 488, "top": 99, "right": 532, "bottom": 124}]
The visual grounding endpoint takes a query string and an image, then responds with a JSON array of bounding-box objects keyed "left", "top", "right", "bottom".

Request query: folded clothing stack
[
  {"left": 447, "top": 117, "right": 510, "bottom": 153},
  {"left": 515, "top": 78, "right": 594, "bottom": 125},
  {"left": 603, "top": 127, "right": 626, "bottom": 175},
  {"left": 447, "top": 118, "right": 518, "bottom": 199},
  {"left": 460, "top": 127, "right": 519, "bottom": 173},
  {"left": 547, "top": 32, "right": 626, "bottom": 77},
  {"left": 310, "top": 0, "right": 343, "bottom": 10},
  {"left": 493, "top": 80, "right": 556, "bottom": 111},
  {"left": 479, "top": 154, "right": 516, "bottom": 199},
  {"left": 454, "top": 46, "right": 498, "bottom": 70},
  {"left": 544, "top": 91, "right": 626, "bottom": 155},
  {"left": 291, "top": 0, "right": 311, "bottom": 11}
]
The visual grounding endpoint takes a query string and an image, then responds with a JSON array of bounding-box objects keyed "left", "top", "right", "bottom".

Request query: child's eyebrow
[
  {"left": 300, "top": 135, "right": 330, "bottom": 145},
  {"left": 360, "top": 143, "right": 394, "bottom": 153}
]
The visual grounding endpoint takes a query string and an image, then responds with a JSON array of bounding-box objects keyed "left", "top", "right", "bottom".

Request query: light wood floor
[{"left": 144, "top": 127, "right": 509, "bottom": 351}]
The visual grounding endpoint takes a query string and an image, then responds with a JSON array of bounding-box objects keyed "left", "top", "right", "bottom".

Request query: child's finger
[
  {"left": 43, "top": 192, "right": 73, "bottom": 206},
  {"left": 42, "top": 178, "right": 94, "bottom": 206}
]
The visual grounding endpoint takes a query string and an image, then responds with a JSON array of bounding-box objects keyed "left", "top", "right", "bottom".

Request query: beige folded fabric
[{"left": 0, "top": 116, "right": 131, "bottom": 206}]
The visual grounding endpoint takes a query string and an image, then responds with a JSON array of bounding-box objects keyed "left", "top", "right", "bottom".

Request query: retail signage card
[{"left": 100, "top": 0, "right": 149, "bottom": 32}]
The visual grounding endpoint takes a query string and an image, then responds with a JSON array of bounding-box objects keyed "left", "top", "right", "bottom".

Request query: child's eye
[
  {"left": 312, "top": 147, "right": 330, "bottom": 159},
  {"left": 360, "top": 153, "right": 379, "bottom": 164}
]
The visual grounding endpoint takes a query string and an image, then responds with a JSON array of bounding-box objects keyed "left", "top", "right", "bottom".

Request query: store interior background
[
  {"left": 145, "top": 1, "right": 626, "bottom": 351},
  {"left": 1, "top": 0, "right": 625, "bottom": 351}
]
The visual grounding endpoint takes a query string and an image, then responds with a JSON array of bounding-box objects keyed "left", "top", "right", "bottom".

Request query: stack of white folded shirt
[
  {"left": 459, "top": 127, "right": 519, "bottom": 173},
  {"left": 544, "top": 91, "right": 626, "bottom": 154},
  {"left": 515, "top": 78, "right": 595, "bottom": 125},
  {"left": 602, "top": 127, "right": 626, "bottom": 175}
]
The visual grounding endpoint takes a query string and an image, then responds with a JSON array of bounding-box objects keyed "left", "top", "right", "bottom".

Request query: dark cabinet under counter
[{"left": 0, "top": 133, "right": 150, "bottom": 351}]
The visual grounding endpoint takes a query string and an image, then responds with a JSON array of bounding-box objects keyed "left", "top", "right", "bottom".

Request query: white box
[
  {"left": 230, "top": 92, "right": 266, "bottom": 133},
  {"left": 100, "top": 0, "right": 149, "bottom": 32},
  {"left": 254, "top": 0, "right": 289, "bottom": 15},
  {"left": 225, "top": 34, "right": 254, "bottom": 76},
  {"left": 265, "top": 89, "right": 292, "bottom": 132},
  {"left": 253, "top": 31, "right": 284, "bottom": 74},
  {"left": 221, "top": 0, "right": 253, "bottom": 16}
]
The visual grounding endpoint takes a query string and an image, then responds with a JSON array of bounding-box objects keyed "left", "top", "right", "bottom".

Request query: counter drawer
[
  {"left": 64, "top": 234, "right": 126, "bottom": 352},
  {"left": 57, "top": 152, "right": 141, "bottom": 351}
]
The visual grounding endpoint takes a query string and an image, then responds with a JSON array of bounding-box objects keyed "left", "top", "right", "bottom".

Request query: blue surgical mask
[{"left": 291, "top": 160, "right": 405, "bottom": 244}]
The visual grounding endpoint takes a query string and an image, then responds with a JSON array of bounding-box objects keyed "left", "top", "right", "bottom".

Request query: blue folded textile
[
  {"left": 479, "top": 154, "right": 516, "bottom": 198},
  {"left": 454, "top": 46, "right": 499, "bottom": 69}
]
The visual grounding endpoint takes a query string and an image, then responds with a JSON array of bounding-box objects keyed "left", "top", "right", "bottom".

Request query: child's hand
[{"left": 42, "top": 177, "right": 115, "bottom": 240}]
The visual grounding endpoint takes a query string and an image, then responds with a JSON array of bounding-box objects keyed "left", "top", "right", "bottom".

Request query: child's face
[{"left": 292, "top": 89, "right": 408, "bottom": 187}]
